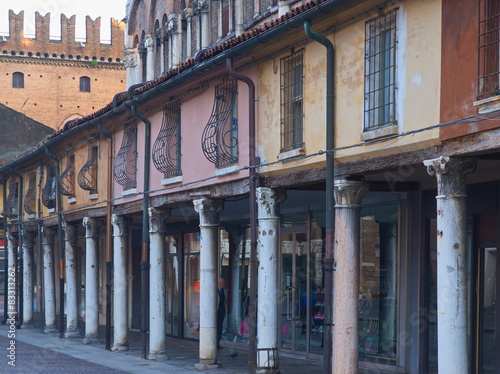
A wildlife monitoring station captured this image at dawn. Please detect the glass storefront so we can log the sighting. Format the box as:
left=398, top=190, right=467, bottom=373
left=184, top=232, right=200, bottom=339
left=165, top=235, right=180, bottom=337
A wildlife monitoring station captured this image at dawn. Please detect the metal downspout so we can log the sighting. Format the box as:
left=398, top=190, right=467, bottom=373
left=304, top=21, right=335, bottom=374
left=225, top=58, right=258, bottom=374
left=45, top=148, right=65, bottom=338
left=2, top=179, right=8, bottom=324
left=99, top=123, right=114, bottom=351
left=9, top=167, right=24, bottom=328
left=126, top=102, right=151, bottom=360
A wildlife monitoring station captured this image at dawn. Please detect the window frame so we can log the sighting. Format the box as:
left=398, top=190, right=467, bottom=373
left=79, top=76, right=91, bottom=92
left=12, top=72, right=24, bottom=88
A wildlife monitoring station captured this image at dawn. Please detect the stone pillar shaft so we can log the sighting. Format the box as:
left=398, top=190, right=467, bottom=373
left=424, top=156, right=475, bottom=374
left=83, top=217, right=100, bottom=343
left=6, top=232, right=18, bottom=319
left=333, top=179, right=367, bottom=373
left=193, top=198, right=224, bottom=368
left=63, top=223, right=80, bottom=337
left=148, top=208, right=170, bottom=358
left=112, top=214, right=130, bottom=350
left=41, top=227, right=57, bottom=333
left=22, top=231, right=36, bottom=328
left=145, top=36, right=155, bottom=81
left=256, top=188, right=285, bottom=372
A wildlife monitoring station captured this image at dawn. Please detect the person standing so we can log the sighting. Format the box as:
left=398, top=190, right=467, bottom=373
left=217, top=277, right=226, bottom=349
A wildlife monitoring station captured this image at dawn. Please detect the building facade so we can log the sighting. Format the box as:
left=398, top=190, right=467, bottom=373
left=1, top=0, right=499, bottom=373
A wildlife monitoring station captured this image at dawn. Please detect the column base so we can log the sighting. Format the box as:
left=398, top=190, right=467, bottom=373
left=83, top=336, right=100, bottom=344
left=44, top=326, right=58, bottom=333
left=195, top=363, right=222, bottom=370
left=64, top=330, right=82, bottom=338
left=147, top=351, right=168, bottom=360
left=112, top=344, right=129, bottom=352
left=20, top=323, right=34, bottom=329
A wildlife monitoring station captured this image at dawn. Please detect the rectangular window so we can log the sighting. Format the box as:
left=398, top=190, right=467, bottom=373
left=12, top=72, right=24, bottom=88
left=364, top=9, right=397, bottom=131
left=280, top=49, right=304, bottom=152
left=479, top=0, right=500, bottom=99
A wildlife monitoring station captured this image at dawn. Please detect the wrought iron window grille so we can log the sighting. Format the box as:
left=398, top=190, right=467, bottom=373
left=479, top=0, right=500, bottom=99
left=7, top=180, right=18, bottom=215
left=42, top=162, right=57, bottom=209
left=280, top=48, right=304, bottom=152
left=24, top=172, right=37, bottom=215
left=201, top=76, right=238, bottom=168
left=114, top=125, right=138, bottom=191
left=363, top=9, right=398, bottom=132
left=59, top=151, right=76, bottom=197
left=152, top=99, right=182, bottom=178
left=78, top=141, right=99, bottom=194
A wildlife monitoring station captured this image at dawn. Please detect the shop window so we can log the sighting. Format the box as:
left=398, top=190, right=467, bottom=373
left=479, top=0, right=500, bottom=99
left=280, top=49, right=304, bottom=152
left=364, top=9, right=397, bottom=131
left=12, top=72, right=24, bottom=88
left=184, top=232, right=201, bottom=339
left=80, top=76, right=91, bottom=92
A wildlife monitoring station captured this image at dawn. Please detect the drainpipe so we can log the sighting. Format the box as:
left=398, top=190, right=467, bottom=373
left=99, top=123, right=114, bottom=351
left=9, top=167, right=24, bottom=328
left=45, top=148, right=66, bottom=339
left=2, top=179, right=8, bottom=324
left=225, top=58, right=258, bottom=374
left=304, top=21, right=335, bottom=374
left=126, top=101, right=151, bottom=360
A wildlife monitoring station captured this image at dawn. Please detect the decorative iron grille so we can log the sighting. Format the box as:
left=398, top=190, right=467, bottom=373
left=479, top=0, right=500, bottom=99
left=7, top=180, right=18, bottom=214
left=42, top=162, right=57, bottom=209
left=59, top=151, right=76, bottom=197
left=24, top=172, right=36, bottom=215
left=280, top=49, right=304, bottom=152
left=78, top=142, right=98, bottom=194
left=363, top=9, right=397, bottom=131
left=201, top=76, right=238, bottom=168
left=152, top=99, right=182, bottom=178
left=114, top=125, right=138, bottom=190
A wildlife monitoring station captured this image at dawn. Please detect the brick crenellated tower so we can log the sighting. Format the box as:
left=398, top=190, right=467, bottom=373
left=0, top=10, right=126, bottom=130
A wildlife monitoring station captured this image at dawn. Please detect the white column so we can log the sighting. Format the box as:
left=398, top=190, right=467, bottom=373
left=112, top=214, right=130, bottom=350
left=145, top=35, right=155, bottom=81
left=234, top=0, right=244, bottom=37
left=41, top=227, right=58, bottom=333
left=123, top=48, right=138, bottom=88
left=278, top=1, right=290, bottom=17
left=186, top=8, right=193, bottom=59
left=193, top=198, right=224, bottom=369
left=148, top=208, right=171, bottom=359
left=200, top=2, right=211, bottom=48
left=21, top=231, right=36, bottom=328
left=83, top=217, right=100, bottom=344
left=333, top=179, right=368, bottom=373
left=256, top=188, right=286, bottom=372
left=63, top=222, right=80, bottom=337
left=424, top=156, right=476, bottom=374
left=171, top=14, right=183, bottom=67
left=6, top=231, right=18, bottom=320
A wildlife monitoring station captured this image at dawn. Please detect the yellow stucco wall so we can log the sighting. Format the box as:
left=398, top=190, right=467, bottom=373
left=258, top=0, right=442, bottom=176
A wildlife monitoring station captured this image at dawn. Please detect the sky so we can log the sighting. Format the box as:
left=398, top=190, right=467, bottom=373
left=0, top=0, right=127, bottom=42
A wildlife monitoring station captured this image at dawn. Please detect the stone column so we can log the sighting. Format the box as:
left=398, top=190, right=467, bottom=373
left=234, top=0, right=244, bottom=37
left=170, top=14, right=183, bottom=67
left=123, top=48, right=138, bottom=88
left=424, top=156, right=476, bottom=374
left=82, top=217, right=100, bottom=344
left=112, top=214, right=131, bottom=351
left=21, top=231, right=36, bottom=328
left=256, top=188, right=286, bottom=372
left=145, top=35, right=155, bottom=81
left=6, top=231, right=18, bottom=319
left=41, top=227, right=58, bottom=333
left=148, top=208, right=171, bottom=359
left=333, top=179, right=368, bottom=373
left=63, top=222, right=80, bottom=337
left=278, top=1, right=290, bottom=17
left=200, top=1, right=211, bottom=48
left=193, top=197, right=224, bottom=369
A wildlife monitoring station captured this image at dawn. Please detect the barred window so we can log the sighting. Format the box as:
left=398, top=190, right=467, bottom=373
left=364, top=9, right=397, bottom=131
left=24, top=172, right=37, bottom=215
left=7, top=180, right=19, bottom=215
left=114, top=125, right=138, bottom=191
left=479, top=0, right=500, bottom=99
left=42, top=162, right=57, bottom=209
left=59, top=151, right=76, bottom=197
left=13, top=72, right=24, bottom=88
left=280, top=49, right=304, bottom=152
left=78, top=142, right=98, bottom=195
left=80, top=76, right=91, bottom=92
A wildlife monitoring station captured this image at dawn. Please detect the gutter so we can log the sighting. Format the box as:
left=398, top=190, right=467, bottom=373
left=44, top=148, right=65, bottom=338
left=304, top=20, right=335, bottom=374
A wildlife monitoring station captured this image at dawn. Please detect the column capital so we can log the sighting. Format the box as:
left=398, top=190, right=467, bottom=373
left=6, top=230, right=18, bottom=246
left=148, top=208, right=171, bottom=234
left=112, top=214, right=132, bottom=237
left=62, top=221, right=78, bottom=243
left=256, top=187, right=286, bottom=220
left=334, top=179, right=368, bottom=207
left=424, top=156, right=476, bottom=197
left=82, top=217, right=100, bottom=239
left=193, top=198, right=224, bottom=227
left=41, top=227, right=55, bottom=245
left=123, top=48, right=137, bottom=68
left=22, top=230, right=36, bottom=247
